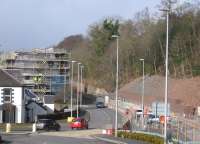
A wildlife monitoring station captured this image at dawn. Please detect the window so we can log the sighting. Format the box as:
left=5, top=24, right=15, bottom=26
left=1, top=88, right=14, bottom=103
left=25, top=76, right=30, bottom=80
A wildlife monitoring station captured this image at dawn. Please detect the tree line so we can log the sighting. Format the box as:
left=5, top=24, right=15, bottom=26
left=55, top=0, right=200, bottom=92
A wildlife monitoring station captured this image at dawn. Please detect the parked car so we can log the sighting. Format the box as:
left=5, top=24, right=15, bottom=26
left=36, top=119, right=60, bottom=131
left=147, top=114, right=159, bottom=124
left=70, top=117, right=88, bottom=129
left=135, top=109, right=143, bottom=115
left=96, top=101, right=105, bottom=108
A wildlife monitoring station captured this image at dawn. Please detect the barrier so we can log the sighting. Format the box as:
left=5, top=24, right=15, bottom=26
left=67, top=117, right=75, bottom=123
left=6, top=123, right=11, bottom=133
left=102, top=129, right=114, bottom=135
left=106, top=129, right=113, bottom=135
left=32, top=123, right=36, bottom=132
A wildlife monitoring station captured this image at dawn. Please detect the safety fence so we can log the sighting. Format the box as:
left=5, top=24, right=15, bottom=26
left=108, top=98, right=200, bottom=143
left=131, top=114, right=200, bottom=143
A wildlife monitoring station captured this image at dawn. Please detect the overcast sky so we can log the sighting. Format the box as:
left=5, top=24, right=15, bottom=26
left=0, top=0, right=164, bottom=51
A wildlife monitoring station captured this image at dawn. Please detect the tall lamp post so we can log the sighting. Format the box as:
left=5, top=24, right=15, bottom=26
left=70, top=60, right=76, bottom=117
left=160, top=8, right=169, bottom=144
left=80, top=65, right=84, bottom=107
left=64, top=67, right=66, bottom=103
left=112, top=34, right=119, bottom=137
left=139, top=58, right=144, bottom=128
left=76, top=62, right=81, bottom=118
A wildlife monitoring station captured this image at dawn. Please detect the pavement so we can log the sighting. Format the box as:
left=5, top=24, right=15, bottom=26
left=0, top=131, right=32, bottom=135
left=0, top=128, right=147, bottom=144
left=1, top=133, right=113, bottom=144
left=40, top=129, right=102, bottom=138
left=40, top=129, right=147, bottom=144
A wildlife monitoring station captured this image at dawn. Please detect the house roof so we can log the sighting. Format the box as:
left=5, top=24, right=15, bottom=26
left=0, top=69, right=22, bottom=87
left=26, top=100, right=47, bottom=111
left=5, top=69, right=24, bottom=82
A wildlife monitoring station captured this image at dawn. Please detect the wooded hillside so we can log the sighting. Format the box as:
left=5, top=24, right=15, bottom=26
left=55, top=1, right=200, bottom=92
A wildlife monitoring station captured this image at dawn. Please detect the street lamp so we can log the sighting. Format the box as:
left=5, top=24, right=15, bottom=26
left=112, top=34, right=119, bottom=137
left=139, top=58, right=144, bottom=128
left=64, top=66, right=66, bottom=103
left=77, top=62, right=81, bottom=118
left=160, top=8, right=169, bottom=144
left=80, top=65, right=84, bottom=107
left=70, top=60, right=76, bottom=117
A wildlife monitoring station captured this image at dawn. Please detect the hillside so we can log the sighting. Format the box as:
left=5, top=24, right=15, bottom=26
left=55, top=1, right=200, bottom=92
left=53, top=1, right=200, bottom=113
left=119, top=75, right=200, bottom=116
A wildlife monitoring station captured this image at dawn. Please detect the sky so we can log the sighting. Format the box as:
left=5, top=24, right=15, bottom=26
left=0, top=0, right=164, bottom=51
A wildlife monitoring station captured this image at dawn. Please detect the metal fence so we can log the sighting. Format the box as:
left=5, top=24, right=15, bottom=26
left=108, top=98, right=200, bottom=143
left=131, top=113, right=200, bottom=143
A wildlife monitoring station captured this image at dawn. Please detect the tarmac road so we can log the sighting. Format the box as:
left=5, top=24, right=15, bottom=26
left=1, top=107, right=125, bottom=144
left=87, top=107, right=124, bottom=129
left=1, top=134, right=112, bottom=144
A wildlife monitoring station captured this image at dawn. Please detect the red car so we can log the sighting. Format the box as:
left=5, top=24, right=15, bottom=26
left=70, top=118, right=88, bottom=129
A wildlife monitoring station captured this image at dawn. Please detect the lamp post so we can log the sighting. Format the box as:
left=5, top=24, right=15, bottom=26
left=160, top=8, right=169, bottom=144
left=64, top=67, right=66, bottom=103
left=76, top=62, right=81, bottom=118
left=112, top=34, right=119, bottom=137
left=70, top=60, right=76, bottom=117
left=80, top=65, right=84, bottom=107
left=139, top=58, right=144, bottom=128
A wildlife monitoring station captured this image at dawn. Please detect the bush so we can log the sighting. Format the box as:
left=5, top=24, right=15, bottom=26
left=117, top=131, right=164, bottom=144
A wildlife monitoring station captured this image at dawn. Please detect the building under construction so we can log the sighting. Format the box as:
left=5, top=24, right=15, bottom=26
left=4, top=48, right=71, bottom=103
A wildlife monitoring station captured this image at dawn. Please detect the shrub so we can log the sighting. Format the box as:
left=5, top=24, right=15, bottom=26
left=117, top=131, right=164, bottom=144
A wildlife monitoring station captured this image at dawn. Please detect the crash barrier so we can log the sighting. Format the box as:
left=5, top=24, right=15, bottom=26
left=109, top=99, right=141, bottom=131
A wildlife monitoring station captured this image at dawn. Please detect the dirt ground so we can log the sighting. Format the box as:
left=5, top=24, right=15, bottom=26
left=118, top=75, right=200, bottom=116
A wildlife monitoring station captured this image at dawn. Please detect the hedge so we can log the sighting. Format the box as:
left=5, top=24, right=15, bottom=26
left=117, top=131, right=164, bottom=144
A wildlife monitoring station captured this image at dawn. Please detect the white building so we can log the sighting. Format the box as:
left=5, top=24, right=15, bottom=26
left=0, top=69, right=25, bottom=123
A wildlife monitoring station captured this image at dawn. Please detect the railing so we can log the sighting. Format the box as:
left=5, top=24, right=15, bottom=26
left=108, top=98, right=200, bottom=143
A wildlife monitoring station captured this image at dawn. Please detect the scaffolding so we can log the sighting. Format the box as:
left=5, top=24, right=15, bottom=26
left=4, top=48, right=71, bottom=103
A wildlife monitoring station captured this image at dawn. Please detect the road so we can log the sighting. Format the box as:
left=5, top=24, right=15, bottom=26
left=1, top=107, right=125, bottom=144
left=87, top=107, right=124, bottom=129
left=58, top=106, right=125, bottom=130
left=1, top=134, right=112, bottom=144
